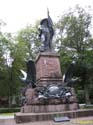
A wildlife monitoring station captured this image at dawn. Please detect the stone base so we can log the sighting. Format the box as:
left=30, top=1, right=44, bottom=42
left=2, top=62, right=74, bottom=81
left=15, top=109, right=93, bottom=123
left=23, top=87, right=78, bottom=105
left=21, top=103, right=78, bottom=113
left=35, top=52, right=62, bottom=86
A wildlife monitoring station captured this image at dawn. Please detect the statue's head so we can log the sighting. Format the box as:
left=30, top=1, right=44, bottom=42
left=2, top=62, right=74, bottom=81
left=40, top=18, right=49, bottom=28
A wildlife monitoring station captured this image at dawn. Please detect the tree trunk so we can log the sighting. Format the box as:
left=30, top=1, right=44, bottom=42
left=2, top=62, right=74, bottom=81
left=84, top=84, right=91, bottom=105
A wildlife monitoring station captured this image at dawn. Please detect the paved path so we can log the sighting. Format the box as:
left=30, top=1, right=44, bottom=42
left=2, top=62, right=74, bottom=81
left=0, top=116, right=93, bottom=125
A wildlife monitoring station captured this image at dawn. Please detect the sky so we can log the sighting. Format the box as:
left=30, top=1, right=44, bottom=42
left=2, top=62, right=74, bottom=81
left=0, top=0, right=93, bottom=33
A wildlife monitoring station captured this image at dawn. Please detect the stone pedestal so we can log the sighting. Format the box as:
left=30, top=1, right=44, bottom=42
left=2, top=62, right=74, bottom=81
left=15, top=52, right=79, bottom=123
left=21, top=103, right=78, bottom=113
left=35, top=52, right=62, bottom=86
left=20, top=52, right=78, bottom=113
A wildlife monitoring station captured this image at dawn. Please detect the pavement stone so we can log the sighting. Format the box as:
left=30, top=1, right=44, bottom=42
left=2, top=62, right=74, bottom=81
left=0, top=116, right=93, bottom=125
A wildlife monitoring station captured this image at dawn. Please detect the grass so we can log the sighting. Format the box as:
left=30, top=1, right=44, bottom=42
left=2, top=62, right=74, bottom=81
left=0, top=113, right=14, bottom=116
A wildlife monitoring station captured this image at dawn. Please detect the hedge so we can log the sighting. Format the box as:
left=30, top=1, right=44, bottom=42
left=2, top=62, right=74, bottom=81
left=0, top=108, right=20, bottom=113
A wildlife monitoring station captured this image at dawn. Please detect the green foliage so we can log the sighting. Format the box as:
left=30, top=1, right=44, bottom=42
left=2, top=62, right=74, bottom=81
left=77, top=90, right=85, bottom=103
left=59, top=50, right=72, bottom=73
left=55, top=5, right=93, bottom=104
left=55, top=5, right=92, bottom=55
left=16, top=22, right=41, bottom=59
left=0, top=108, right=20, bottom=113
left=9, top=23, right=41, bottom=99
left=0, top=29, right=13, bottom=97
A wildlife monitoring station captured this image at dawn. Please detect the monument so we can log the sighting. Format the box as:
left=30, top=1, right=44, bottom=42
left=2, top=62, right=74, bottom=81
left=15, top=11, right=79, bottom=123
left=38, top=9, right=54, bottom=52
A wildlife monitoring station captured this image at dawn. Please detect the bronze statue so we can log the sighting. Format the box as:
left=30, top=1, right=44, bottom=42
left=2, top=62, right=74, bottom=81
left=20, top=60, right=36, bottom=88
left=39, top=9, right=54, bottom=51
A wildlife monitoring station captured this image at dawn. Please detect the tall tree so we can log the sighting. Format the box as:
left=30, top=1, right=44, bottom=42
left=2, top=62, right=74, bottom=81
left=55, top=5, right=93, bottom=104
left=0, top=21, right=14, bottom=104
left=9, top=22, right=41, bottom=105
left=16, top=22, right=40, bottom=59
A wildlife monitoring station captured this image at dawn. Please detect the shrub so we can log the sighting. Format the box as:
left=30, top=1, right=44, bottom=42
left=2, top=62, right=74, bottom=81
left=0, top=107, right=20, bottom=113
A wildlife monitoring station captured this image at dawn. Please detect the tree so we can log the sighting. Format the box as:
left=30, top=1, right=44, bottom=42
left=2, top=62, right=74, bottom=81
left=1, top=21, right=42, bottom=107
left=55, top=5, right=92, bottom=54
left=55, top=5, right=93, bottom=104
left=16, top=22, right=41, bottom=59
left=7, top=22, right=41, bottom=106
left=0, top=21, right=14, bottom=107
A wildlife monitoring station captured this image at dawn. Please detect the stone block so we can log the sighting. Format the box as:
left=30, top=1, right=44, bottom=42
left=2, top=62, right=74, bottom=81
left=35, top=52, right=62, bottom=86
left=69, top=103, right=79, bottom=110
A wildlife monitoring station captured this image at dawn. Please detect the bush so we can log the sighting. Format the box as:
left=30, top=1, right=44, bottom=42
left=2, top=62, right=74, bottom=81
left=77, top=90, right=85, bottom=103
left=0, top=107, right=20, bottom=113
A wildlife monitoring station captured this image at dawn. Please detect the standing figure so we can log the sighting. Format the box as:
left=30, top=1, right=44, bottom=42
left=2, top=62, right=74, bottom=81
left=39, top=9, right=54, bottom=51
left=26, top=60, right=36, bottom=88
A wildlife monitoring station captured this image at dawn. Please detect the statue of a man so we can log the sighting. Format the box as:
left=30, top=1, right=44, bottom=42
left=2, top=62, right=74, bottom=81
left=39, top=9, right=54, bottom=52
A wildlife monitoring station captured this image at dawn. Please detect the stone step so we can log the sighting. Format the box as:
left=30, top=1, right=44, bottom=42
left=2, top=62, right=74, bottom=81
left=14, top=109, right=93, bottom=123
